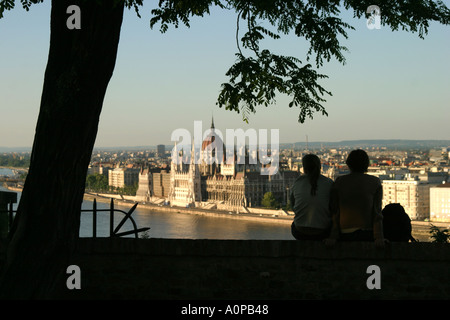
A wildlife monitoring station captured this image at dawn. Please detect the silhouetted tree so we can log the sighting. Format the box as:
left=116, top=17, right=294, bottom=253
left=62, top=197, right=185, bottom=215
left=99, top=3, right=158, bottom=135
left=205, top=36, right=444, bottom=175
left=0, top=0, right=126, bottom=298
left=0, top=0, right=448, bottom=299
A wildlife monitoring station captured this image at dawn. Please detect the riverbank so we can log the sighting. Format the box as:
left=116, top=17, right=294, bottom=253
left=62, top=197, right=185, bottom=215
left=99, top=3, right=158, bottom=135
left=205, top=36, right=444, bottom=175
left=2, top=185, right=22, bottom=192
left=83, top=192, right=294, bottom=225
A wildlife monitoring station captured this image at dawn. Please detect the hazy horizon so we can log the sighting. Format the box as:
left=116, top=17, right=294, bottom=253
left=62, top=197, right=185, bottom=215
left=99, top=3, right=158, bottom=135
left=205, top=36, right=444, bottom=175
left=2, top=138, right=449, bottom=153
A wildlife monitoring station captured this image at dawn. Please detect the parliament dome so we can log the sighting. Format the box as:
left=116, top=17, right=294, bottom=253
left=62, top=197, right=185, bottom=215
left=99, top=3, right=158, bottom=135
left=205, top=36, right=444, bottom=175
left=201, top=117, right=225, bottom=156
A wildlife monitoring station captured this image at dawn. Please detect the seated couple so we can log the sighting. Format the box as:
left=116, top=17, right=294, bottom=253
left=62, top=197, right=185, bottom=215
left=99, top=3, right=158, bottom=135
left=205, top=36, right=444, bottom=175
left=290, top=150, right=385, bottom=247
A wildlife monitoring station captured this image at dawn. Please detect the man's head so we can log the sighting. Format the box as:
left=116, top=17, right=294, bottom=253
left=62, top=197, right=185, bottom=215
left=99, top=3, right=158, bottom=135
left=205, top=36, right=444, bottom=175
left=346, top=149, right=369, bottom=173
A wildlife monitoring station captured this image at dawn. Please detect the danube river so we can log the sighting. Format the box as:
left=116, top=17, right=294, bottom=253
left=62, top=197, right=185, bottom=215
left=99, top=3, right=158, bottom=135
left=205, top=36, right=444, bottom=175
left=0, top=182, right=294, bottom=240
left=80, top=199, right=294, bottom=239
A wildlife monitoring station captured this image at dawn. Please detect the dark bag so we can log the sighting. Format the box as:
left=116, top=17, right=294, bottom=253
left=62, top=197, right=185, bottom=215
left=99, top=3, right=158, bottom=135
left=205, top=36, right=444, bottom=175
left=382, top=203, right=416, bottom=242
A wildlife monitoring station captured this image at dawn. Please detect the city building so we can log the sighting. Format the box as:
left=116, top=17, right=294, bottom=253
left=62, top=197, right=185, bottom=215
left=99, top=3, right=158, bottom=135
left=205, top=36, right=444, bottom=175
left=382, top=178, right=432, bottom=220
left=157, top=144, right=165, bottom=158
left=430, top=182, right=450, bottom=222
left=155, top=118, right=300, bottom=210
left=87, top=163, right=113, bottom=177
left=135, top=167, right=152, bottom=202
left=417, top=171, right=448, bottom=184
left=429, top=149, right=444, bottom=163
left=108, top=167, right=139, bottom=189
left=152, top=170, right=171, bottom=198
left=203, top=168, right=299, bottom=210
left=168, top=142, right=202, bottom=207
left=135, top=168, right=172, bottom=201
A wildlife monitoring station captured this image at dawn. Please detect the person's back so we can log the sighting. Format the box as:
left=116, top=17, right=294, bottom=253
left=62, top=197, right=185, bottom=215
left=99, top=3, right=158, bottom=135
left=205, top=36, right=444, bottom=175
left=327, top=149, right=384, bottom=245
left=291, top=174, right=333, bottom=229
left=330, top=172, right=382, bottom=236
left=290, top=154, right=333, bottom=240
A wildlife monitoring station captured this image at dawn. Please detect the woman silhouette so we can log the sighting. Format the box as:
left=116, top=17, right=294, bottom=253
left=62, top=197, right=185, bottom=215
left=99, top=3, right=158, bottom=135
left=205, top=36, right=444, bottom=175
left=290, top=154, right=333, bottom=240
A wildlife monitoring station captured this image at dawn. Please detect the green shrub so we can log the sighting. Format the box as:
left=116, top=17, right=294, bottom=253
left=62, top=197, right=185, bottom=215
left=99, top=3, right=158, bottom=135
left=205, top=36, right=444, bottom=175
left=429, top=224, right=450, bottom=243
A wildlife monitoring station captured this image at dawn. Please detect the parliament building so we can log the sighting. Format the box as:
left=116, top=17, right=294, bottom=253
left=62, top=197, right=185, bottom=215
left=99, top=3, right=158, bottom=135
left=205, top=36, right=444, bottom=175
left=136, top=118, right=300, bottom=210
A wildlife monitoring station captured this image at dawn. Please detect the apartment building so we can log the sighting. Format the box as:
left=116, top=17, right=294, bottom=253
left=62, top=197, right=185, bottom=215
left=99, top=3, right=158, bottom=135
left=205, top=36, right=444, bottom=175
left=108, top=167, right=139, bottom=188
left=430, top=182, right=450, bottom=222
left=382, top=179, right=431, bottom=220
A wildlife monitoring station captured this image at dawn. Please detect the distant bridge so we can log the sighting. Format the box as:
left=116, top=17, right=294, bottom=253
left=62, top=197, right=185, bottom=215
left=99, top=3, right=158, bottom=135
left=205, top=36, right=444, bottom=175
left=0, top=166, right=28, bottom=183
left=0, top=166, right=28, bottom=173
left=0, top=178, right=19, bottom=183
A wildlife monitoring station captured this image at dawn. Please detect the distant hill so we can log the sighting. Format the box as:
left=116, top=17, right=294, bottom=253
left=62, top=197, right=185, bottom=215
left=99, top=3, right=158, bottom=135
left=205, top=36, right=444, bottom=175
left=2, top=139, right=449, bottom=153
left=92, top=145, right=157, bottom=152
left=284, top=139, right=450, bottom=150
left=0, top=146, right=32, bottom=153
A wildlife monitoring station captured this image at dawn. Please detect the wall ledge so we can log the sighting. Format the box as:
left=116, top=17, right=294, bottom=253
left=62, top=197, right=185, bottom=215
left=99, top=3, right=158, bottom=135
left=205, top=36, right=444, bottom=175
left=2, top=238, right=450, bottom=299
left=74, top=238, right=450, bottom=261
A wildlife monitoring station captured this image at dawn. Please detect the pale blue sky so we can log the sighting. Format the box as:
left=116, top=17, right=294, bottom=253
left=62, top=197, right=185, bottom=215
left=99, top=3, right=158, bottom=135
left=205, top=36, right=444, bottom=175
left=0, top=2, right=449, bottom=148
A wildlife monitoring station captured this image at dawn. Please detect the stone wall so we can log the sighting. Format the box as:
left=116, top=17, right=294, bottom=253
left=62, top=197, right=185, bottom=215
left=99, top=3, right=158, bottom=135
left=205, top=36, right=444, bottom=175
left=51, top=238, right=450, bottom=300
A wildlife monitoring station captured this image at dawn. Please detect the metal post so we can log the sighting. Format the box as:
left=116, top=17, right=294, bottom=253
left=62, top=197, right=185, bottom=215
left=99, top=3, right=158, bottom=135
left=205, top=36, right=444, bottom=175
left=109, top=198, right=114, bottom=237
left=8, top=201, right=13, bottom=231
left=92, top=198, right=97, bottom=238
left=0, top=191, right=17, bottom=238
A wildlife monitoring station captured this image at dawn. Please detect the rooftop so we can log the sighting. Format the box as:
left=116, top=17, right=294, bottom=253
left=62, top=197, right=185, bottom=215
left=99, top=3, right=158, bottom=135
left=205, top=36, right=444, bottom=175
left=435, top=182, right=450, bottom=188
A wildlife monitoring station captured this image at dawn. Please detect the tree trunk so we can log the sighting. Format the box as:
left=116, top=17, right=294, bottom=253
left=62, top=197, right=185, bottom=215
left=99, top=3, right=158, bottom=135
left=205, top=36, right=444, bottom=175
left=0, top=0, right=125, bottom=299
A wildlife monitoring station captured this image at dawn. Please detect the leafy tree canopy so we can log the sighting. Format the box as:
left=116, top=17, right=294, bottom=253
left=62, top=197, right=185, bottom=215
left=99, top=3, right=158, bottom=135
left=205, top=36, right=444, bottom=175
left=261, top=191, right=280, bottom=209
left=1, top=0, right=449, bottom=123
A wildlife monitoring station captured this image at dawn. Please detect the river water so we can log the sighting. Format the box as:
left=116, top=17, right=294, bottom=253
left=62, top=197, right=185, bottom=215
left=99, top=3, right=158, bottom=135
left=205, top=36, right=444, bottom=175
left=0, top=185, right=294, bottom=240
left=0, top=168, right=15, bottom=176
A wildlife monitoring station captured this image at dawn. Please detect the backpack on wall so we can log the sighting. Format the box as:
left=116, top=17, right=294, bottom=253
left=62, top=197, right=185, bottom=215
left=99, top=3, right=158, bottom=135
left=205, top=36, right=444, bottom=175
left=382, top=203, right=417, bottom=242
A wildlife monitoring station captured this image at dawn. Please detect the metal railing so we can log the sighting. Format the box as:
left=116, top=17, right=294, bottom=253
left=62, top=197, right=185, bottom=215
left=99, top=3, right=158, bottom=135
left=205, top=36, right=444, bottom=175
left=81, top=198, right=150, bottom=238
left=0, top=196, right=150, bottom=239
